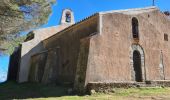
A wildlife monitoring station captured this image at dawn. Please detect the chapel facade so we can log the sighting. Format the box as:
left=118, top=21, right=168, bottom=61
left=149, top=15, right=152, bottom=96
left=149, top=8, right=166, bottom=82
left=8, top=7, right=170, bottom=92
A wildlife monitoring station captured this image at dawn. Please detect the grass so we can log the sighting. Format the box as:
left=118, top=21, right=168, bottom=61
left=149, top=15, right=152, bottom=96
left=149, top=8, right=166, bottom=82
left=1, top=81, right=170, bottom=100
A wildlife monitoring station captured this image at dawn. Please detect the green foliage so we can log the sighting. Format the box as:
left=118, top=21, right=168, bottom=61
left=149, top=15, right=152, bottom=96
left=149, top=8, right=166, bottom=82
left=1, top=36, right=26, bottom=55
left=0, top=0, right=56, bottom=52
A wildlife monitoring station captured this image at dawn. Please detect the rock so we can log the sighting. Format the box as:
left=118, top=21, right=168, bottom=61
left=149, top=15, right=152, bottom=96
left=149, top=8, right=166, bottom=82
left=111, top=89, right=116, bottom=93
left=90, top=89, right=96, bottom=94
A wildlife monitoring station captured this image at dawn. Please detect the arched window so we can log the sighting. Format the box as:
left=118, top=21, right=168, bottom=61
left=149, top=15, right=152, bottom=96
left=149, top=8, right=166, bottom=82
left=164, top=33, right=168, bottom=41
left=65, top=12, right=71, bottom=23
left=132, top=17, right=139, bottom=39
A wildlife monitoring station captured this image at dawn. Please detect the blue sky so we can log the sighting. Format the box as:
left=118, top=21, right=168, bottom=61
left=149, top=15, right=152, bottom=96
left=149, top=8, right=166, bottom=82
left=43, top=0, right=170, bottom=27
left=0, top=56, right=9, bottom=82
left=0, top=0, right=170, bottom=82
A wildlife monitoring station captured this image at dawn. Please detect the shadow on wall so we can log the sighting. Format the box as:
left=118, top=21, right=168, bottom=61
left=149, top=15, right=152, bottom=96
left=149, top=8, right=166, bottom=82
left=0, top=81, right=74, bottom=100
left=19, top=42, right=45, bottom=82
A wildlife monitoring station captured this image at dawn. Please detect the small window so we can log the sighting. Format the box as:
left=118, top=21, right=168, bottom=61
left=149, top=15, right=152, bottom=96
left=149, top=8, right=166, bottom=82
left=132, top=17, right=139, bottom=39
left=24, top=31, right=34, bottom=42
left=148, top=14, right=150, bottom=18
left=164, top=34, right=168, bottom=41
left=65, top=13, right=71, bottom=23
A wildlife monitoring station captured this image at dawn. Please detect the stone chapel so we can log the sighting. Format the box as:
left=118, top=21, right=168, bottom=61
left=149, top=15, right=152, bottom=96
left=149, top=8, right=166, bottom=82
left=8, top=7, right=170, bottom=92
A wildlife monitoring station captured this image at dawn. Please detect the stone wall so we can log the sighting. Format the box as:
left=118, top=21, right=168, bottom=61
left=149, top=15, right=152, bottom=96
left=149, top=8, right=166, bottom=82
left=74, top=37, right=91, bottom=93
left=29, top=51, right=48, bottom=83
left=85, top=7, right=170, bottom=85
left=18, top=25, right=70, bottom=82
left=42, top=14, right=99, bottom=85
left=86, top=81, right=170, bottom=93
left=41, top=48, right=60, bottom=84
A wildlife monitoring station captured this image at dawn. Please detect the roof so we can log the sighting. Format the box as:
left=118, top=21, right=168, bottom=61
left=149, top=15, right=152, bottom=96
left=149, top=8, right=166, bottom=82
left=99, top=6, right=158, bottom=15
left=43, top=6, right=159, bottom=42
left=43, top=13, right=99, bottom=42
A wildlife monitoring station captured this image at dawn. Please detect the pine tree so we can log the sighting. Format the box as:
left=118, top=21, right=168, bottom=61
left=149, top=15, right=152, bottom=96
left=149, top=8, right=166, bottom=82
left=0, top=0, right=56, bottom=53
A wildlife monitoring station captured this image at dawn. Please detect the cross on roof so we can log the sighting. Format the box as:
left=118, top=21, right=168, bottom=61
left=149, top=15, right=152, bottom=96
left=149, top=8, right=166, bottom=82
left=152, top=0, right=155, bottom=6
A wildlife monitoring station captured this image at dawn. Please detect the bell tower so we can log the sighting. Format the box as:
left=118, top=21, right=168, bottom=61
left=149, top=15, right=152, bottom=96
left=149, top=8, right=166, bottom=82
left=60, top=9, right=75, bottom=25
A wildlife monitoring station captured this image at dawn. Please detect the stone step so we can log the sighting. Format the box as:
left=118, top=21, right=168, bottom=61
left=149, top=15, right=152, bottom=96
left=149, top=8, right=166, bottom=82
left=132, top=82, right=156, bottom=87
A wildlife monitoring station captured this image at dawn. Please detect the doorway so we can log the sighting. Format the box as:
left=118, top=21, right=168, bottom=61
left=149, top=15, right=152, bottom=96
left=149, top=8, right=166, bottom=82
left=133, top=50, right=142, bottom=82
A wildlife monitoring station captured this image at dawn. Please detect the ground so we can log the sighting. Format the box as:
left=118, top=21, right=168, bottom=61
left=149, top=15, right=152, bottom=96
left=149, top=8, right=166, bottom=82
left=1, top=82, right=170, bottom=100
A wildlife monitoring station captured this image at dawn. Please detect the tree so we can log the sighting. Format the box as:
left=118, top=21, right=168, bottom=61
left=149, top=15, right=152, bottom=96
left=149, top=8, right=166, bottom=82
left=0, top=36, right=26, bottom=55
left=0, top=0, right=56, bottom=53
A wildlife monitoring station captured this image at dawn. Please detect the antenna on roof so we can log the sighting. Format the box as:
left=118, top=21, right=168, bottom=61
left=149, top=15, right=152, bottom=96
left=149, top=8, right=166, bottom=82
left=152, top=0, right=155, bottom=6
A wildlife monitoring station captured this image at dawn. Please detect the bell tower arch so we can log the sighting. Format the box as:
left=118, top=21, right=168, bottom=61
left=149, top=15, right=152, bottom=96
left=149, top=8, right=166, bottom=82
left=60, top=9, right=75, bottom=25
